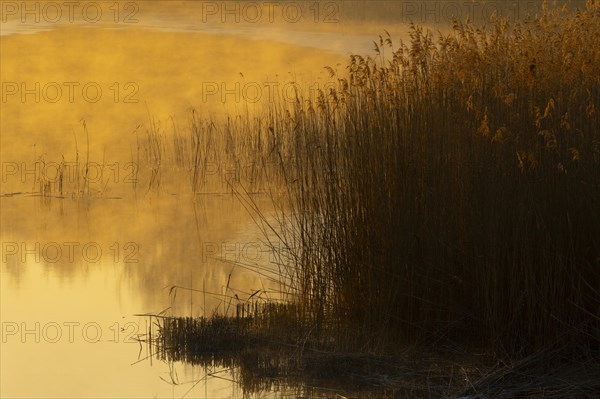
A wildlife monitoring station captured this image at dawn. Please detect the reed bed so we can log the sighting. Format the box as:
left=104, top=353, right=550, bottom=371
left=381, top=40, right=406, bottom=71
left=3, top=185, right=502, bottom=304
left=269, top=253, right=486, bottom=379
left=267, top=2, right=600, bottom=357
left=144, top=2, right=600, bottom=396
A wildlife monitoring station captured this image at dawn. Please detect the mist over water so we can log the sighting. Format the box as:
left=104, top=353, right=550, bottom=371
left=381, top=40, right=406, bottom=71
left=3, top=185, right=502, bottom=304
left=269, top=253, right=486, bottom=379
left=1, top=2, right=359, bottom=397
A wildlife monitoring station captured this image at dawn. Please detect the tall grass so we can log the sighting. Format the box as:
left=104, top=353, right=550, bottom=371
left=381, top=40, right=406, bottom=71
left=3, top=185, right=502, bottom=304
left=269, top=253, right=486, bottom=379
left=144, top=2, right=599, bottom=361
left=137, top=5, right=600, bottom=396
left=265, top=3, right=600, bottom=355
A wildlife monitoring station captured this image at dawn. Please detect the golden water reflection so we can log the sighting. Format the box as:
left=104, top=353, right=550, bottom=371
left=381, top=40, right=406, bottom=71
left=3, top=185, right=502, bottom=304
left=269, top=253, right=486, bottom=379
left=1, top=192, right=293, bottom=398
left=0, top=2, right=420, bottom=397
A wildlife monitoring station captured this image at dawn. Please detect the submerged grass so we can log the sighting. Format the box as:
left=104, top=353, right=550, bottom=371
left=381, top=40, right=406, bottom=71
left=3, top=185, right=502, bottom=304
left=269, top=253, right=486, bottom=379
left=151, top=310, right=599, bottom=397
left=151, top=309, right=483, bottom=397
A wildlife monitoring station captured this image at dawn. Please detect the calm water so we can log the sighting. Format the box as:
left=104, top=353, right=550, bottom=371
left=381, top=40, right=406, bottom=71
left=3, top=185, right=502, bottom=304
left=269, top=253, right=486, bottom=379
left=0, top=1, right=550, bottom=397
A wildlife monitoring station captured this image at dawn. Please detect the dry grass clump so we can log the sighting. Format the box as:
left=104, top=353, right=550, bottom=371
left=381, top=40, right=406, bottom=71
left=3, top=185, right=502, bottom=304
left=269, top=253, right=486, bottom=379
left=152, top=309, right=600, bottom=397
left=456, top=343, right=600, bottom=398
left=153, top=304, right=407, bottom=395
left=151, top=308, right=485, bottom=398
